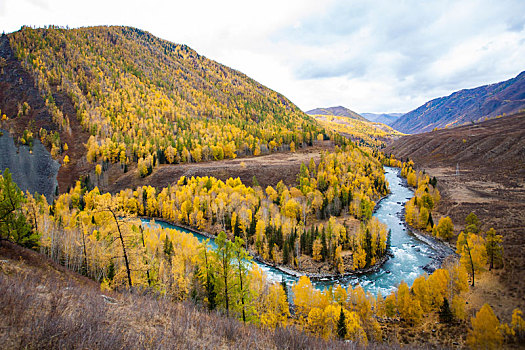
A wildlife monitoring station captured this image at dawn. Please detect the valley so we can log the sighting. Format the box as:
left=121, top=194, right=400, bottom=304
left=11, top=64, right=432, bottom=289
left=0, top=22, right=524, bottom=350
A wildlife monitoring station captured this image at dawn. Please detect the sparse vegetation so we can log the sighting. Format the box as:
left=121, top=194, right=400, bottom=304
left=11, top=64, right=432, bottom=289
left=0, top=242, right=374, bottom=350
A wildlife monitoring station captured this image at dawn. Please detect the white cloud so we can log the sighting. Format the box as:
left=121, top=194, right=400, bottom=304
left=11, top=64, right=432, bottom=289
left=1, top=0, right=524, bottom=113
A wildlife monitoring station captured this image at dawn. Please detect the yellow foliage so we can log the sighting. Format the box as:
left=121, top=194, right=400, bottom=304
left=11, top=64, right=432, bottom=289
left=312, top=238, right=323, bottom=261
left=511, top=308, right=525, bottom=334
left=10, top=26, right=319, bottom=168
left=467, top=304, right=503, bottom=350
left=352, top=244, right=366, bottom=270
left=260, top=283, right=290, bottom=328
left=451, top=295, right=467, bottom=321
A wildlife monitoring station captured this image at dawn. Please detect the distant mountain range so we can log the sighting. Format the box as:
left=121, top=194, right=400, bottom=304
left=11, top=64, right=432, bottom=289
left=306, top=106, right=367, bottom=121
left=392, top=71, right=525, bottom=134
left=360, top=113, right=403, bottom=126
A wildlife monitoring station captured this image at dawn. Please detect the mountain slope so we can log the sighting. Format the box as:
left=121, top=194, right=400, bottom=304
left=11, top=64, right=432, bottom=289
left=306, top=106, right=367, bottom=121
left=3, top=26, right=320, bottom=173
left=392, top=71, right=525, bottom=133
left=360, top=112, right=403, bottom=126
left=314, top=114, right=404, bottom=148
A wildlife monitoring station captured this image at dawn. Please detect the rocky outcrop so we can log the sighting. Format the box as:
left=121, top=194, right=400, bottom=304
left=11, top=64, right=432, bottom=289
left=0, top=129, right=59, bottom=202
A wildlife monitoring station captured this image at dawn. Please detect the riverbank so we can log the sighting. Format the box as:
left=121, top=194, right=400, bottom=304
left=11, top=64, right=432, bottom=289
left=406, top=223, right=457, bottom=273
left=140, top=168, right=394, bottom=282
left=393, top=167, right=457, bottom=272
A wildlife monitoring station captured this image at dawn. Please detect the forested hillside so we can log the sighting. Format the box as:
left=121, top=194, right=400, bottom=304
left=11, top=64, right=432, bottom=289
left=6, top=26, right=321, bottom=174
left=313, top=114, right=404, bottom=148
left=306, top=106, right=367, bottom=122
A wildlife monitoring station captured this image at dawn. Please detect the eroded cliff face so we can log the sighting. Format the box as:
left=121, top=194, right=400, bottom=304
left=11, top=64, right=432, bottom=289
left=0, top=34, right=92, bottom=193
left=0, top=129, right=59, bottom=202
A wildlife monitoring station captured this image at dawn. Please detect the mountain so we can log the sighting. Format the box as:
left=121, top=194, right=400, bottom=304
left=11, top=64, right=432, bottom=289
left=391, top=71, right=525, bottom=134
left=314, top=113, right=404, bottom=148
left=1, top=26, right=320, bottom=191
left=306, top=106, right=367, bottom=121
left=360, top=112, right=403, bottom=126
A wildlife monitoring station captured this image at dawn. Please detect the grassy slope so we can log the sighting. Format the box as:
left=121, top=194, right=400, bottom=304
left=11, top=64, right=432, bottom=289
left=1, top=240, right=373, bottom=350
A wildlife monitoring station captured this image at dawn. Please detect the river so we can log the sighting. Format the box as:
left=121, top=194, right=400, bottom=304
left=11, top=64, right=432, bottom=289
left=144, top=166, right=454, bottom=295
left=0, top=129, right=449, bottom=294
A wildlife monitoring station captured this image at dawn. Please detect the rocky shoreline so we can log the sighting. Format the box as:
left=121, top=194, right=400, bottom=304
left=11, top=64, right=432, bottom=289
left=405, top=222, right=457, bottom=273
left=393, top=170, right=458, bottom=273
left=252, top=251, right=394, bottom=281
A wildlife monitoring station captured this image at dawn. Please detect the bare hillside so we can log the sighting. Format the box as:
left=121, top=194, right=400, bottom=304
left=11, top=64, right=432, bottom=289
left=392, top=71, right=525, bottom=134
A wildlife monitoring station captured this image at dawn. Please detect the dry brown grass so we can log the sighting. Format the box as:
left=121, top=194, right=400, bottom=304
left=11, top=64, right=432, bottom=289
left=99, top=141, right=335, bottom=194
left=0, top=241, right=417, bottom=350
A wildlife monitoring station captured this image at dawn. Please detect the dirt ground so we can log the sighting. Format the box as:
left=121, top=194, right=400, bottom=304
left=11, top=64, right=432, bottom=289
left=101, top=141, right=334, bottom=193
left=385, top=111, right=525, bottom=322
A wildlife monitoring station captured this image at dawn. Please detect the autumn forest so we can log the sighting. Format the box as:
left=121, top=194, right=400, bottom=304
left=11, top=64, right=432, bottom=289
left=0, top=25, right=524, bottom=349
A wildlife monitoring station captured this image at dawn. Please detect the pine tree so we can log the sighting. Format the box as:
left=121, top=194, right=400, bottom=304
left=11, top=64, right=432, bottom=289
left=248, top=214, right=256, bottom=239
left=107, top=260, right=115, bottom=281
left=364, top=228, right=372, bottom=267
left=485, top=228, right=503, bottom=270
left=337, top=306, right=347, bottom=339
left=427, top=211, right=434, bottom=228
left=465, top=212, right=479, bottom=234
left=233, top=217, right=241, bottom=238
left=321, top=228, right=328, bottom=261
left=439, top=298, right=453, bottom=323
left=281, top=278, right=288, bottom=302
left=163, top=236, right=173, bottom=256
left=0, top=169, right=37, bottom=248
left=283, top=241, right=289, bottom=265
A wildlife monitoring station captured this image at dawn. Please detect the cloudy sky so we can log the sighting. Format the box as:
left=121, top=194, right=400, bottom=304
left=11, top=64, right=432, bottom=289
left=1, top=0, right=524, bottom=113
